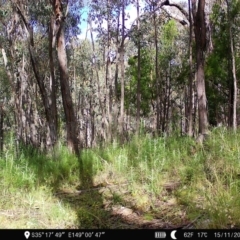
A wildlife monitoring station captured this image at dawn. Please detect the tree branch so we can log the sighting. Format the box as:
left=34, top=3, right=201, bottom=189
left=16, top=4, right=34, bottom=46
left=168, top=2, right=189, bottom=20
left=128, top=0, right=189, bottom=38
left=162, top=7, right=188, bottom=26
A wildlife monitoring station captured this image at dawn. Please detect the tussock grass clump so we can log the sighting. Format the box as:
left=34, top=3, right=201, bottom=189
left=86, top=129, right=240, bottom=228
left=0, top=142, right=79, bottom=228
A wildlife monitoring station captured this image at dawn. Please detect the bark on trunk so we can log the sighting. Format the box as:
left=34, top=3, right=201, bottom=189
left=187, top=0, right=193, bottom=137
left=57, top=25, right=79, bottom=154
left=227, top=0, right=237, bottom=130
left=192, top=0, right=208, bottom=138
left=89, top=18, right=107, bottom=142
left=119, top=1, right=126, bottom=140
left=49, top=17, right=58, bottom=144
left=153, top=11, right=161, bottom=134
left=105, top=0, right=112, bottom=141
left=16, top=4, right=58, bottom=148
left=136, top=0, right=141, bottom=131
left=0, top=105, right=4, bottom=152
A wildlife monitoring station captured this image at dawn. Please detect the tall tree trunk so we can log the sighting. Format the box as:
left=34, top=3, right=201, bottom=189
left=89, top=97, right=95, bottom=147
left=165, top=63, right=171, bottom=134
left=48, top=17, right=58, bottom=145
left=18, top=55, right=28, bottom=144
left=1, top=47, right=20, bottom=153
left=187, top=0, right=194, bottom=136
left=105, top=0, right=112, bottom=142
left=192, top=0, right=208, bottom=139
left=52, top=0, right=80, bottom=154
left=226, top=0, right=237, bottom=130
left=57, top=25, right=79, bottom=154
left=136, top=0, right=141, bottom=131
left=153, top=10, right=161, bottom=133
left=89, top=18, right=107, bottom=142
left=119, top=0, right=126, bottom=140
left=114, top=9, right=121, bottom=100
left=29, top=46, right=58, bottom=148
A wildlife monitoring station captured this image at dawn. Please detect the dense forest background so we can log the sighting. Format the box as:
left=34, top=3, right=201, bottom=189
left=0, top=0, right=240, bottom=230
left=1, top=0, right=239, bottom=151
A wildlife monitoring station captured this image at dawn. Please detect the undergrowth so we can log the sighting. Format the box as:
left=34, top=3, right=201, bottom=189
left=0, top=127, right=240, bottom=228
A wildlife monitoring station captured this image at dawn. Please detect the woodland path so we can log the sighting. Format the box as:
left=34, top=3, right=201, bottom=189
left=54, top=182, right=197, bottom=229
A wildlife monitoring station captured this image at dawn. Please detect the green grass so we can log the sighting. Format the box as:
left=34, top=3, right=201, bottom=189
left=0, top=127, right=240, bottom=228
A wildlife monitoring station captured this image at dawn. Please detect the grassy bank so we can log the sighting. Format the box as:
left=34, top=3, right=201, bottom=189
left=0, top=127, right=240, bottom=228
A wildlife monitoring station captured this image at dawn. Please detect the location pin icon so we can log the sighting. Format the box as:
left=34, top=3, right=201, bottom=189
left=24, top=231, right=30, bottom=239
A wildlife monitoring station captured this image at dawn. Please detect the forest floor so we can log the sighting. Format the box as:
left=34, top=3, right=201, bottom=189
left=0, top=177, right=194, bottom=229
left=1, top=128, right=240, bottom=229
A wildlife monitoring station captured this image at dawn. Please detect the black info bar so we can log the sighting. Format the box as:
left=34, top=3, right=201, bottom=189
left=0, top=229, right=239, bottom=240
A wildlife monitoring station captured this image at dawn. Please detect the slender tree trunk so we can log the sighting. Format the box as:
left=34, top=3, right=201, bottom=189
left=227, top=41, right=233, bottom=127
left=114, top=10, right=120, bottom=100
left=51, top=0, right=80, bottom=154
left=165, top=63, right=171, bottom=134
left=153, top=11, right=161, bottom=133
left=119, top=1, right=126, bottom=140
left=57, top=25, right=79, bottom=154
left=113, top=9, right=121, bottom=139
left=227, top=0, right=237, bottom=130
left=1, top=47, right=20, bottom=153
left=187, top=0, right=193, bottom=136
left=48, top=17, right=58, bottom=144
left=29, top=99, right=38, bottom=147
left=193, top=77, right=198, bottom=136
left=89, top=18, right=107, bottom=142
left=89, top=97, right=95, bottom=147
left=162, top=72, right=167, bottom=133
left=105, top=0, right=112, bottom=141
left=192, top=0, right=208, bottom=139
left=0, top=105, right=4, bottom=152
left=18, top=55, right=28, bottom=144
left=136, top=0, right=141, bottom=131
left=29, top=45, right=58, bottom=148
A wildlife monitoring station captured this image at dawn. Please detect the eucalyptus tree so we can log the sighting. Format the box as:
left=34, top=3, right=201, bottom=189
left=119, top=0, right=127, bottom=139
left=158, top=0, right=209, bottom=138
left=147, top=0, right=162, bottom=133
left=88, top=0, right=131, bottom=141
left=186, top=0, right=193, bottom=136
left=159, top=20, right=181, bottom=133
left=88, top=1, right=116, bottom=141
left=0, top=0, right=56, bottom=149
left=191, top=0, right=209, bottom=140
left=206, top=0, right=240, bottom=128
left=0, top=0, right=83, bottom=153
left=126, top=0, right=189, bottom=135
left=50, top=0, right=82, bottom=154
left=136, top=0, right=141, bottom=131
left=0, top=0, right=42, bottom=149
left=226, top=0, right=240, bottom=130
left=29, top=0, right=82, bottom=153
left=0, top=63, right=11, bottom=152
